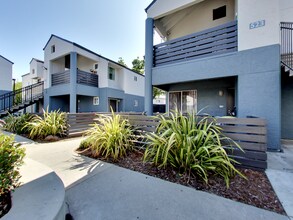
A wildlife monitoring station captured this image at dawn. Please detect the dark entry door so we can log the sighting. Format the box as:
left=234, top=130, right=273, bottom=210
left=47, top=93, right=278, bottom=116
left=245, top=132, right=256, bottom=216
left=109, top=99, right=117, bottom=112
left=226, top=88, right=235, bottom=116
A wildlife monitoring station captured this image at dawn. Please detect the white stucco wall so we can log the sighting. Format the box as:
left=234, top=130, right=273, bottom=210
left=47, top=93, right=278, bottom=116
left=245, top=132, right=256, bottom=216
left=238, top=0, right=280, bottom=51
left=123, top=70, right=145, bottom=97
left=0, top=57, right=13, bottom=91
left=43, top=35, right=144, bottom=97
left=30, top=59, right=44, bottom=80
left=147, top=0, right=204, bottom=19
left=280, top=0, right=293, bottom=22
left=22, top=74, right=31, bottom=87
left=44, top=37, right=74, bottom=89
left=165, top=0, right=235, bottom=40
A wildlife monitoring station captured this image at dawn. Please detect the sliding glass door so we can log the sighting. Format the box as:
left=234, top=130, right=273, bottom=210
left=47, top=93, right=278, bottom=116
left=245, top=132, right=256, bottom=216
left=169, top=90, right=197, bottom=114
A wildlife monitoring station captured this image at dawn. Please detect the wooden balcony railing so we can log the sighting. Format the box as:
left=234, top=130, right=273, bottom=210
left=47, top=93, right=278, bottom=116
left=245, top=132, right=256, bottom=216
left=153, top=20, right=238, bottom=67
left=77, top=70, right=99, bottom=87
left=51, top=70, right=99, bottom=88
left=52, top=70, right=70, bottom=86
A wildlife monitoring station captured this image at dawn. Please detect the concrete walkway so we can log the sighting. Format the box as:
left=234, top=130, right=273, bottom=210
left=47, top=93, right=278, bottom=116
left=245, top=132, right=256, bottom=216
left=266, top=143, right=293, bottom=220
left=4, top=132, right=289, bottom=220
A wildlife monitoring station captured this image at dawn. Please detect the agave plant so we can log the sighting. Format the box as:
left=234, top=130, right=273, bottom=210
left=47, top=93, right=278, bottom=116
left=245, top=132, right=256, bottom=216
left=143, top=111, right=245, bottom=187
left=85, top=111, right=134, bottom=161
left=23, top=108, right=67, bottom=139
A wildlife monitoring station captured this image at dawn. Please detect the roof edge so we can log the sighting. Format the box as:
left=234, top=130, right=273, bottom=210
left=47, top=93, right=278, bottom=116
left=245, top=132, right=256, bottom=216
left=0, top=55, right=14, bottom=64
left=45, top=34, right=145, bottom=77
left=30, top=58, right=44, bottom=64
left=145, top=0, right=157, bottom=12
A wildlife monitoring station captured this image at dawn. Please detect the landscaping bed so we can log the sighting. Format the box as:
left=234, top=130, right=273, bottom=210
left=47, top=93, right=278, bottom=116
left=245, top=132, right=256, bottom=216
left=0, top=192, right=11, bottom=218
left=79, top=148, right=286, bottom=215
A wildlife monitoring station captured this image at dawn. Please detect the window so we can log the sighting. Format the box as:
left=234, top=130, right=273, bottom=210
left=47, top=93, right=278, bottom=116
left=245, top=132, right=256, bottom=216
left=169, top=90, right=197, bottom=114
left=213, top=5, right=226, bottom=20
left=65, top=55, right=70, bottom=69
left=134, top=76, right=137, bottom=81
left=94, top=63, right=99, bottom=70
left=108, top=67, right=115, bottom=80
left=32, top=69, right=35, bottom=74
left=93, top=97, right=99, bottom=105
left=134, top=100, right=138, bottom=107
left=51, top=45, right=55, bottom=53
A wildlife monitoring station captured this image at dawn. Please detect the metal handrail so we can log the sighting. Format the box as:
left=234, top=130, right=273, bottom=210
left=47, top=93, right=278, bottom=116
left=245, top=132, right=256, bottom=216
left=0, top=81, right=44, bottom=112
left=281, top=22, right=293, bottom=71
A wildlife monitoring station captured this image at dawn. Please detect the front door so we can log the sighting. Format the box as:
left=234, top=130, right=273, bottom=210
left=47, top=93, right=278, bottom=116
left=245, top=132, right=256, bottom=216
left=109, top=99, right=118, bottom=112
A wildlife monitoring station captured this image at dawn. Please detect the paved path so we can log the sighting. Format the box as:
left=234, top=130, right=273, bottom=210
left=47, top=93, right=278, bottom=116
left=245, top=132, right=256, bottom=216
left=3, top=131, right=288, bottom=220
left=266, top=144, right=293, bottom=220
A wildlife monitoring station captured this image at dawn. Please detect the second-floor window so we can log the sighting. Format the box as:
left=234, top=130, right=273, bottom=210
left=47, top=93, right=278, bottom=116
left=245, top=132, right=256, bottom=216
left=108, top=67, right=115, bottom=80
left=51, top=45, right=55, bottom=53
left=213, top=5, right=226, bottom=20
left=32, top=69, right=35, bottom=74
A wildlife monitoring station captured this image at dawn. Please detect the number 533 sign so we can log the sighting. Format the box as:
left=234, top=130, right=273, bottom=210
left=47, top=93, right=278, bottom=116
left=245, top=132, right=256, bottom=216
left=249, top=20, right=265, bottom=29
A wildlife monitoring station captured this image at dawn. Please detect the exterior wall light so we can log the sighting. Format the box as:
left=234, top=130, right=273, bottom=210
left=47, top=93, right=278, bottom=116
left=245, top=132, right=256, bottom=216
left=219, top=90, right=224, bottom=97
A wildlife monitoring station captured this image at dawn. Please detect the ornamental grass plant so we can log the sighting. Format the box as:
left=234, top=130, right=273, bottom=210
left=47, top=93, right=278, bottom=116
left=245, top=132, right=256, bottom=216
left=23, top=108, right=67, bottom=139
left=3, top=113, right=33, bottom=135
left=85, top=111, right=134, bottom=161
left=143, top=111, right=245, bottom=187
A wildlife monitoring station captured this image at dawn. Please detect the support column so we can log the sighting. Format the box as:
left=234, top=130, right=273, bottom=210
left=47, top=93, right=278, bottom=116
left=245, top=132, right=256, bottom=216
left=70, top=52, right=77, bottom=113
left=144, top=18, right=154, bottom=116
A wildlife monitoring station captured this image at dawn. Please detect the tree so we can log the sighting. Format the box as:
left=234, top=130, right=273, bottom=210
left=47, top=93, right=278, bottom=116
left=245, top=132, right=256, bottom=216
left=131, top=57, right=164, bottom=99
left=118, top=57, right=127, bottom=67
left=153, top=87, right=165, bottom=99
left=14, top=82, right=22, bottom=105
left=132, top=57, right=144, bottom=74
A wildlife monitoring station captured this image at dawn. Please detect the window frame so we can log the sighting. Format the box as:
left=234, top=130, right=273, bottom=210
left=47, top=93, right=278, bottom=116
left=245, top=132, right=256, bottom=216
left=213, top=5, right=226, bottom=21
left=108, top=67, right=115, bottom=80
left=168, top=90, right=197, bottom=114
left=51, top=45, right=55, bottom=53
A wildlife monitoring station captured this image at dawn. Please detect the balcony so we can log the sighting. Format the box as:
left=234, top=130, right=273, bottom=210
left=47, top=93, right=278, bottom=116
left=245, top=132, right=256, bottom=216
left=51, top=70, right=99, bottom=87
left=153, top=21, right=238, bottom=67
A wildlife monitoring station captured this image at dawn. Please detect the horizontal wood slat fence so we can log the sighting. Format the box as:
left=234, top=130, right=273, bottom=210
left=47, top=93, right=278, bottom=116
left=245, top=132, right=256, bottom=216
left=66, top=113, right=267, bottom=170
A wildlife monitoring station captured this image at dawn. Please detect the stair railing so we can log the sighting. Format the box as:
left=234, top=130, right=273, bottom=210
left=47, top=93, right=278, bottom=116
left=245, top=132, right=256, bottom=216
left=0, top=81, right=44, bottom=112
left=281, top=22, right=293, bottom=71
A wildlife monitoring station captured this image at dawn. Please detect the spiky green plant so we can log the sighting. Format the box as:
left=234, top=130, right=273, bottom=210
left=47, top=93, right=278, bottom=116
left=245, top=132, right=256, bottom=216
left=23, top=108, right=67, bottom=139
left=0, top=134, right=25, bottom=195
left=3, top=113, right=33, bottom=135
left=85, top=112, right=134, bottom=161
left=143, top=111, right=245, bottom=187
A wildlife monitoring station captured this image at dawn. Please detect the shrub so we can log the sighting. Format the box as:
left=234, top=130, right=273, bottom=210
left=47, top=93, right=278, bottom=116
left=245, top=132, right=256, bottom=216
left=0, top=134, right=25, bottom=195
left=23, top=108, right=67, bottom=139
left=85, top=112, right=134, bottom=161
left=143, top=112, right=245, bottom=187
left=78, top=139, right=91, bottom=151
left=3, top=113, right=33, bottom=135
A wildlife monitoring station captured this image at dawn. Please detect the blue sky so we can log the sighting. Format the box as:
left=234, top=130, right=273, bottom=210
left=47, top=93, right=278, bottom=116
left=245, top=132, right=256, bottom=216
left=0, top=0, right=151, bottom=81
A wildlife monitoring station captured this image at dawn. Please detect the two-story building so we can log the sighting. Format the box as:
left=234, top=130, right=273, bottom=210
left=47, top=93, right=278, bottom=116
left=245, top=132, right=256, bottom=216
left=0, top=55, right=13, bottom=95
left=22, top=58, right=45, bottom=113
left=144, top=0, right=293, bottom=151
left=43, top=35, right=145, bottom=113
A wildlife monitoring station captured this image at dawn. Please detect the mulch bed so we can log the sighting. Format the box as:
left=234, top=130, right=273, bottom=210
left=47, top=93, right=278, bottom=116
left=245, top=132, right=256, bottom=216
left=0, top=192, right=12, bottom=218
left=79, top=148, right=286, bottom=215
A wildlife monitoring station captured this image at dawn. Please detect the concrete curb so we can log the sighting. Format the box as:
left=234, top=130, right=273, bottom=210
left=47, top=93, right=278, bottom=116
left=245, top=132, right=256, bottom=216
left=2, top=159, right=65, bottom=220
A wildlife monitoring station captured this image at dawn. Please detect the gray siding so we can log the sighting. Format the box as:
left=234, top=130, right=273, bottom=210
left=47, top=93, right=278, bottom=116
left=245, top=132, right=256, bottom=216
left=152, top=45, right=281, bottom=150
left=168, top=78, right=236, bottom=116
left=44, top=87, right=145, bottom=113
left=50, top=95, right=70, bottom=112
